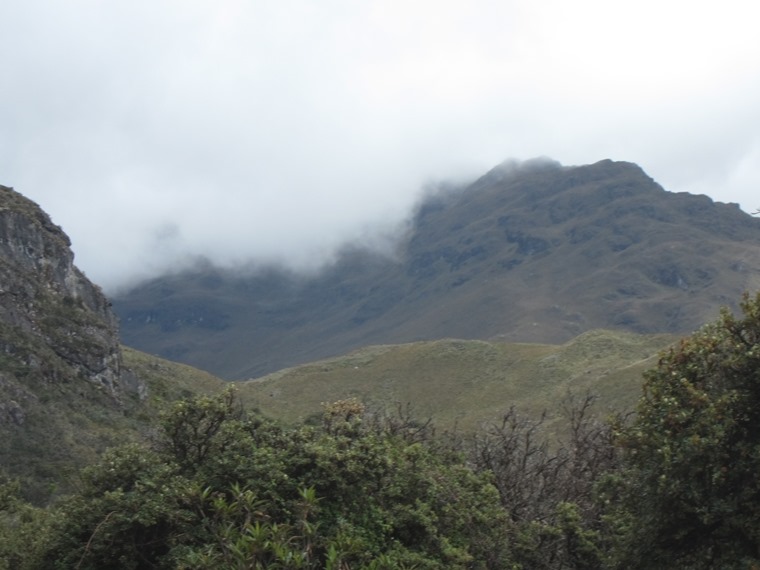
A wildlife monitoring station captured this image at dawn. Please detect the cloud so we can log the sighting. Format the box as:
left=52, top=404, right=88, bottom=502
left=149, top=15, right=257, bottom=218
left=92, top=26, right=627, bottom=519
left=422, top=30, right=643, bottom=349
left=1, top=0, right=759, bottom=292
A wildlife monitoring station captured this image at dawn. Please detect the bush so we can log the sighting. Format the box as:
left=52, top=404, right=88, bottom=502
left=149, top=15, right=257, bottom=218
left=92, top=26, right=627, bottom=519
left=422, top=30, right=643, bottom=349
left=611, top=292, right=760, bottom=569
left=22, top=392, right=512, bottom=569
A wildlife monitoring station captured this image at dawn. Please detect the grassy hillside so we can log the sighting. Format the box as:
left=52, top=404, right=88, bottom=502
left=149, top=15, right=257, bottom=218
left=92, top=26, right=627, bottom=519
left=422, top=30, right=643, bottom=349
left=2, top=328, right=673, bottom=503
left=121, top=346, right=225, bottom=407
left=0, top=346, right=224, bottom=503
left=2, top=330, right=670, bottom=502
left=237, top=329, right=676, bottom=433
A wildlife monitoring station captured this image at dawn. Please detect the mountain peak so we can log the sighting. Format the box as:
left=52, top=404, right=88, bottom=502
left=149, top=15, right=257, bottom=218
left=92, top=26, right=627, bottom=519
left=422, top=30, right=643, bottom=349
left=113, top=160, right=760, bottom=379
left=486, top=156, right=563, bottom=177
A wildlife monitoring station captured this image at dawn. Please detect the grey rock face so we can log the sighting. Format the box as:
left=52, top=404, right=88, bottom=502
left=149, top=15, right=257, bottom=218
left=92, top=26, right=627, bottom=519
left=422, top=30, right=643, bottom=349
left=0, top=185, right=122, bottom=396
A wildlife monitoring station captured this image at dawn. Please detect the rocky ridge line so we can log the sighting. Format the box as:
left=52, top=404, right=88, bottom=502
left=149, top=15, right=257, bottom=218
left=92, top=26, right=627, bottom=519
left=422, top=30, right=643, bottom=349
left=0, top=184, right=123, bottom=399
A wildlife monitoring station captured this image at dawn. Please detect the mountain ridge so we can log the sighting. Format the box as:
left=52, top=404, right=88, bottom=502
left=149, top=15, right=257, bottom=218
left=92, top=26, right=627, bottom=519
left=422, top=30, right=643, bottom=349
left=113, top=159, right=760, bottom=379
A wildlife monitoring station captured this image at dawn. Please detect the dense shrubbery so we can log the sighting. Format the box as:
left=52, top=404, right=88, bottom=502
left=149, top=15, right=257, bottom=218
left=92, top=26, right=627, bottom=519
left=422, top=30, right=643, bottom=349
left=0, top=391, right=616, bottom=569
left=609, top=292, right=760, bottom=569
left=2, top=292, right=760, bottom=569
left=2, top=393, right=513, bottom=569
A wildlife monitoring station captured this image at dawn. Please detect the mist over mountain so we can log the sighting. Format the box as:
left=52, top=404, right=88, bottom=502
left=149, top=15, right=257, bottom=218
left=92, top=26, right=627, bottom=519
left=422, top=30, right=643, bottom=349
left=112, top=159, right=760, bottom=379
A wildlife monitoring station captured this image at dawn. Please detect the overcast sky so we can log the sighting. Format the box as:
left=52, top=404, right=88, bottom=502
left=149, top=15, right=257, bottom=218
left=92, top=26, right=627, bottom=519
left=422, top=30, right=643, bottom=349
left=2, top=1, right=759, bottom=293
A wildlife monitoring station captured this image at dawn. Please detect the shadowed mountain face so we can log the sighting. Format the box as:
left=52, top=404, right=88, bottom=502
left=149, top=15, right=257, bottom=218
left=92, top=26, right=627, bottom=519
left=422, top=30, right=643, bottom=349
left=112, top=159, right=760, bottom=379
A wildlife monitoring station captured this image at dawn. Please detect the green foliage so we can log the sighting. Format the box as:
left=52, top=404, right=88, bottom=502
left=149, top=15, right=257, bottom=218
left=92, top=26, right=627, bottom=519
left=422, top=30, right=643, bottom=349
left=612, top=292, right=760, bottom=569
left=471, top=394, right=623, bottom=569
left=39, top=445, right=196, bottom=569
left=0, top=476, right=55, bottom=570
left=5, top=391, right=512, bottom=569
left=159, top=387, right=244, bottom=469
left=509, top=502, right=604, bottom=570
left=177, top=484, right=362, bottom=569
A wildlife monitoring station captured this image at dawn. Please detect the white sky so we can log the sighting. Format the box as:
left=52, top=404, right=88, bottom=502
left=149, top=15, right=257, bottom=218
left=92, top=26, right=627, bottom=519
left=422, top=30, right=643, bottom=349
left=2, top=0, right=759, bottom=293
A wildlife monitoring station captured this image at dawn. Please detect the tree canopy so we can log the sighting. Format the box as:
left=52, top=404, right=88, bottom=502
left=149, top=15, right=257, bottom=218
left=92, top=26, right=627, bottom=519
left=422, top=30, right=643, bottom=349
left=612, top=292, right=760, bottom=568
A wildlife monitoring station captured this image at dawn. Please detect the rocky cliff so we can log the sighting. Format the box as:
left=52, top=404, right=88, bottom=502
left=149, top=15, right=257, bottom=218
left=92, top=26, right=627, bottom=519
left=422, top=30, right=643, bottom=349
left=0, top=184, right=121, bottom=396
left=0, top=184, right=130, bottom=501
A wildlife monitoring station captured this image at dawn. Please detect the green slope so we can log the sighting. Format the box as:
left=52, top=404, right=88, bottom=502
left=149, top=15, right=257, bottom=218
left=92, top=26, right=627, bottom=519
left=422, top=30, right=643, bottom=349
left=121, top=346, right=225, bottom=406
left=0, top=346, right=224, bottom=503
left=237, top=329, right=676, bottom=432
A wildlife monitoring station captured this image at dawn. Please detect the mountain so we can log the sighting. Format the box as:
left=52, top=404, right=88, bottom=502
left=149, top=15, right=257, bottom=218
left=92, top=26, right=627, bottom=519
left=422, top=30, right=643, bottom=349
left=113, top=159, right=760, bottom=379
left=0, top=185, right=223, bottom=501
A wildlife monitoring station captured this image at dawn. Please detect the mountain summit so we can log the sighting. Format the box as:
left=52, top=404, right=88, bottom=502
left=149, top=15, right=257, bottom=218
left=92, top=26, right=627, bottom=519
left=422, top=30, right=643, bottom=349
left=113, top=159, right=760, bottom=379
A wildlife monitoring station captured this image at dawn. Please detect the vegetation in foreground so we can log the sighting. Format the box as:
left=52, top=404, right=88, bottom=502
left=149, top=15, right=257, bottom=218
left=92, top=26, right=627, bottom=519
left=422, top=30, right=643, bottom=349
left=2, top=292, right=760, bottom=569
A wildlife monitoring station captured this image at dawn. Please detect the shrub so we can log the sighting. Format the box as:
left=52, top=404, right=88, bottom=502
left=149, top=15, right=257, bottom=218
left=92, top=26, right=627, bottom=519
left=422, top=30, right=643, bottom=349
left=611, top=292, right=760, bottom=569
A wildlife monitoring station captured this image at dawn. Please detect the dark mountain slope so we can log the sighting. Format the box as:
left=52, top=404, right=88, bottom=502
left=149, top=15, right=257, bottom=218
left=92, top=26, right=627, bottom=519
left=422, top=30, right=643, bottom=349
left=113, top=159, right=760, bottom=379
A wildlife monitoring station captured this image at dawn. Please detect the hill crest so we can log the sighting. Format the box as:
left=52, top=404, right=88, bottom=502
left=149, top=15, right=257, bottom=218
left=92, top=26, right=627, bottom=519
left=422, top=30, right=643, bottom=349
left=236, top=329, right=676, bottom=432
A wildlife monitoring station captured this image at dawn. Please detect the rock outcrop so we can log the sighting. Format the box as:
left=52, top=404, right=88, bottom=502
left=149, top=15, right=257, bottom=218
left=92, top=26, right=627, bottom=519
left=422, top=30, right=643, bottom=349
left=0, top=184, right=121, bottom=395
left=0, top=185, right=225, bottom=503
